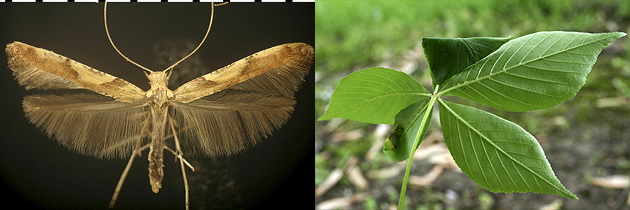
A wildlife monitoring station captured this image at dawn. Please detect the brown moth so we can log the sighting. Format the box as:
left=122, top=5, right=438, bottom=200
left=5, top=3, right=313, bottom=209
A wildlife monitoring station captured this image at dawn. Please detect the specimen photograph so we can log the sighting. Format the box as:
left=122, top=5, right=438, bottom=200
left=0, top=3, right=314, bottom=210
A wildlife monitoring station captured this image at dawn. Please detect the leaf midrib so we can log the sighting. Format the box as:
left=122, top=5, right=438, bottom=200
left=438, top=34, right=611, bottom=96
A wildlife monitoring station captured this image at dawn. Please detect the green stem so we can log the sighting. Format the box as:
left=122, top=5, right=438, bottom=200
left=397, top=91, right=438, bottom=210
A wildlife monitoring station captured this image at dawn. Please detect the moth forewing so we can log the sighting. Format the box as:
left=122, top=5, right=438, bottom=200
left=173, top=43, right=314, bottom=103
left=6, top=41, right=146, bottom=102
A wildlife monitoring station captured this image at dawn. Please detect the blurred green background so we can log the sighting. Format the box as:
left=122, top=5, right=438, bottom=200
left=315, top=0, right=630, bottom=209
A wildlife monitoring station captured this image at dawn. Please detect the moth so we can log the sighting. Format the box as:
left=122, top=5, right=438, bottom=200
left=5, top=3, right=313, bottom=209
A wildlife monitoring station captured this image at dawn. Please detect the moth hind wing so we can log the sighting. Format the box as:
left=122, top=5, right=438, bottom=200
left=170, top=90, right=296, bottom=157
left=23, top=92, right=150, bottom=159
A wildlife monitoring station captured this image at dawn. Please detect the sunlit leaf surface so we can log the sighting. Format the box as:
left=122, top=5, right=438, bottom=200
left=439, top=100, right=577, bottom=199
left=318, top=67, right=430, bottom=124
left=440, top=32, right=626, bottom=111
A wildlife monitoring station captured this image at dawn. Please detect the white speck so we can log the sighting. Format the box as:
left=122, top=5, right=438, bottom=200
left=445, top=189, right=458, bottom=201
left=343, top=188, right=353, bottom=196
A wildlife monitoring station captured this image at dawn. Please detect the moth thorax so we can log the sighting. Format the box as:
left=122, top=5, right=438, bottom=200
left=145, top=71, right=174, bottom=104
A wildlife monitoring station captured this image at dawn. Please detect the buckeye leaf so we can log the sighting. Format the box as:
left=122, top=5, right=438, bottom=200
left=438, top=100, right=578, bottom=199
left=439, top=31, right=626, bottom=112
left=318, top=67, right=430, bottom=124
left=423, top=36, right=512, bottom=86
left=383, top=99, right=433, bottom=162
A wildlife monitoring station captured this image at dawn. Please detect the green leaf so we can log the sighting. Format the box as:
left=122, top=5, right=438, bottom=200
left=318, top=67, right=430, bottom=124
left=439, top=31, right=627, bottom=112
left=383, top=99, right=433, bottom=162
left=438, top=100, right=578, bottom=199
left=423, top=36, right=513, bottom=86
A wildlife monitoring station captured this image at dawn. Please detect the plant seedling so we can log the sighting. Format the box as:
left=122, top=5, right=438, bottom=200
left=318, top=31, right=626, bottom=209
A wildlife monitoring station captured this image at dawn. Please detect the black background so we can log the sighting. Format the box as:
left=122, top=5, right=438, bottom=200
left=0, top=3, right=313, bottom=210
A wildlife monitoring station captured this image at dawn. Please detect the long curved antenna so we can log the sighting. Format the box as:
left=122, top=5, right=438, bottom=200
left=162, top=3, right=215, bottom=72
left=103, top=2, right=218, bottom=73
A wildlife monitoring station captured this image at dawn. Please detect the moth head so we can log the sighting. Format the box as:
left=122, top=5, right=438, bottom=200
left=145, top=69, right=172, bottom=88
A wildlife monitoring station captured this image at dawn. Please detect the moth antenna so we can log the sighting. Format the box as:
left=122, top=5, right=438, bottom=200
left=104, top=2, right=153, bottom=73
left=165, top=67, right=173, bottom=80
left=163, top=3, right=216, bottom=72
left=103, top=2, right=219, bottom=73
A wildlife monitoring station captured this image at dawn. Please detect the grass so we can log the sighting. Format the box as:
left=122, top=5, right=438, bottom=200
left=316, top=0, right=628, bottom=74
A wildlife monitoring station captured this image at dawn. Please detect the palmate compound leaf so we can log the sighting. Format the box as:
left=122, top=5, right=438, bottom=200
left=318, top=67, right=430, bottom=125
left=383, top=99, right=432, bottom=162
left=439, top=31, right=626, bottom=112
left=438, top=100, right=578, bottom=199
left=422, top=36, right=513, bottom=86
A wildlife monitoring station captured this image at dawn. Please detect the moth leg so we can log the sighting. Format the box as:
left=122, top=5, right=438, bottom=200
left=165, top=116, right=194, bottom=171
left=169, top=119, right=191, bottom=210
left=164, top=146, right=195, bottom=171
left=109, top=143, right=151, bottom=208
left=134, top=119, right=150, bottom=158
left=166, top=116, right=181, bottom=163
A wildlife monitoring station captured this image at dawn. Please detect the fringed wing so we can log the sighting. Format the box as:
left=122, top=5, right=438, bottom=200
left=171, top=90, right=296, bottom=156
left=172, top=43, right=314, bottom=102
left=6, top=41, right=146, bottom=102
left=23, top=93, right=150, bottom=159
left=170, top=43, right=313, bottom=156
